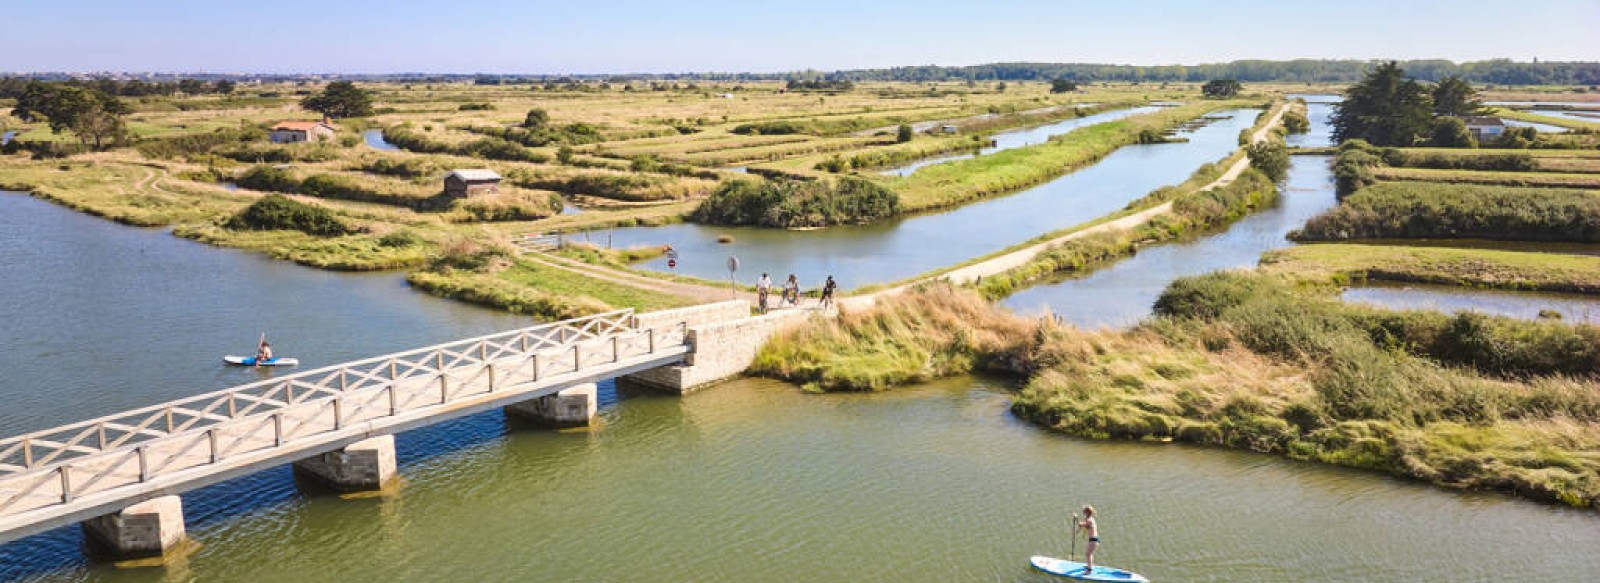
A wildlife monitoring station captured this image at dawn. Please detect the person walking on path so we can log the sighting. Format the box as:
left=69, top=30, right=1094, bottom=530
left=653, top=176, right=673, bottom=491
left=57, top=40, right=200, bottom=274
left=783, top=274, right=800, bottom=306
left=1074, top=505, right=1100, bottom=573
left=756, top=273, right=772, bottom=313
left=819, top=276, right=837, bottom=309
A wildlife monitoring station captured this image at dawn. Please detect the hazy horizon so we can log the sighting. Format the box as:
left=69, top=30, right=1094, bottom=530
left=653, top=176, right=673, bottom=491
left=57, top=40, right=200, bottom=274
left=4, top=0, right=1595, bottom=75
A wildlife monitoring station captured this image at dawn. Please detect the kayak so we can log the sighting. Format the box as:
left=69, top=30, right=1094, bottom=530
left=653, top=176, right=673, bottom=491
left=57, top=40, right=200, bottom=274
left=1031, top=555, right=1149, bottom=582
left=224, top=355, right=300, bottom=367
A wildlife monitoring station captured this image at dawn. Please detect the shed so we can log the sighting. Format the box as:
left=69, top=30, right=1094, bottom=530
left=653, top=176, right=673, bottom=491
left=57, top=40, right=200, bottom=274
left=444, top=169, right=503, bottom=197
left=269, top=120, right=336, bottom=143
left=1459, top=116, right=1505, bottom=142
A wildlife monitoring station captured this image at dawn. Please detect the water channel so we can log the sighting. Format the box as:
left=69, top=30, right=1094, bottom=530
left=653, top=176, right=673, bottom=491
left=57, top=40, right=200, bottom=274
left=1345, top=282, right=1600, bottom=324
left=584, top=108, right=1262, bottom=290
left=4, top=95, right=1599, bottom=581
left=363, top=129, right=399, bottom=151
left=878, top=106, right=1159, bottom=177
left=1001, top=99, right=1341, bottom=327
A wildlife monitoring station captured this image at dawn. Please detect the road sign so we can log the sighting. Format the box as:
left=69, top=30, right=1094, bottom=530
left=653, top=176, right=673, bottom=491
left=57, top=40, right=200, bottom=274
left=727, top=256, right=740, bottom=273
left=667, top=258, right=677, bottom=268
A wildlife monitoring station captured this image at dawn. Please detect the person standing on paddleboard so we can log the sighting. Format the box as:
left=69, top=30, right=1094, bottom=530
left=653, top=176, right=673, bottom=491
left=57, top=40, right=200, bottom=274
left=1075, top=505, right=1099, bottom=572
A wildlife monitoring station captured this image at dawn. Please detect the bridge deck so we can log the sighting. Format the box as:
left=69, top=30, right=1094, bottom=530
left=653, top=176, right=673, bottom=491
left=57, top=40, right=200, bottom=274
left=0, top=309, right=689, bottom=543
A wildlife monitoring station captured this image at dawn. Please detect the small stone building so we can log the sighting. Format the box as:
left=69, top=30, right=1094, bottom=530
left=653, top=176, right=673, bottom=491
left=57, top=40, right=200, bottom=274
left=269, top=120, right=337, bottom=143
left=1459, top=116, right=1506, bottom=143
left=444, top=169, right=503, bottom=197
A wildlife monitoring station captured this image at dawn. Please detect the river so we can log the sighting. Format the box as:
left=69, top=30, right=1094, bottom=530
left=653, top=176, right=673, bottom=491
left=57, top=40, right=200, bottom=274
left=582, top=109, right=1262, bottom=290
left=879, top=106, right=1160, bottom=177
left=363, top=129, right=399, bottom=151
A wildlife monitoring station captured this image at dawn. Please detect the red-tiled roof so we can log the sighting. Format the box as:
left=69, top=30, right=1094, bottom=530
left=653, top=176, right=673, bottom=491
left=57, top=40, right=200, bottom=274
left=271, top=120, right=331, bottom=131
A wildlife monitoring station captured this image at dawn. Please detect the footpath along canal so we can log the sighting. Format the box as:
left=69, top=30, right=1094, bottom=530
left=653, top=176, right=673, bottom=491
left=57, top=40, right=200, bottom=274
left=583, top=108, right=1261, bottom=289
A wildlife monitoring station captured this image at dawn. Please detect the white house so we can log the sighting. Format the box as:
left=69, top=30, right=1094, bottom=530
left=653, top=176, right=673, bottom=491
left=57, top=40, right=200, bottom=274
left=1459, top=116, right=1505, bottom=143
left=269, top=120, right=337, bottom=144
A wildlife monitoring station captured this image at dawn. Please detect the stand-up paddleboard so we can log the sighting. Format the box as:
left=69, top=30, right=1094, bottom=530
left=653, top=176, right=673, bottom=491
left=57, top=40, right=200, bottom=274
left=1031, top=556, right=1149, bottom=582
left=224, top=355, right=300, bottom=366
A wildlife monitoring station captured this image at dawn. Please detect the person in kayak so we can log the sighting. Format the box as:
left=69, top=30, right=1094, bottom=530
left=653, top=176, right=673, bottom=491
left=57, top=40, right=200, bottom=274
left=1076, top=505, right=1099, bottom=572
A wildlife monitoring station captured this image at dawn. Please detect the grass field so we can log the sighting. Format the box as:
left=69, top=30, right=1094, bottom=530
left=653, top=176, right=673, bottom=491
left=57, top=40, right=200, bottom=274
left=1372, top=167, right=1600, bottom=188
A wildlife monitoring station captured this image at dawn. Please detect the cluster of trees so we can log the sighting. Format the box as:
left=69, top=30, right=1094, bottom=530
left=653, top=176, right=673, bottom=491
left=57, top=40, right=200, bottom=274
left=300, top=81, right=373, bottom=118
left=1049, top=79, right=1078, bottom=93
left=0, top=77, right=234, bottom=99
left=10, top=83, right=130, bottom=149
left=1201, top=79, right=1243, bottom=98
left=784, top=79, right=854, bottom=92
left=1333, top=62, right=1503, bottom=147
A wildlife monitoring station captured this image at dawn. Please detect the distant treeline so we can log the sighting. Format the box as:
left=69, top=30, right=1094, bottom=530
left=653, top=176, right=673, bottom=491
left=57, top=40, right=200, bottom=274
left=0, top=77, right=235, bottom=98
left=7, top=59, right=1596, bottom=87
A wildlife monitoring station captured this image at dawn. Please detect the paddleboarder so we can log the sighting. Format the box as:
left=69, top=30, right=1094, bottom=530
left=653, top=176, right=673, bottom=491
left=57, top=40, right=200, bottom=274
left=255, top=335, right=274, bottom=367
left=1075, top=505, right=1099, bottom=573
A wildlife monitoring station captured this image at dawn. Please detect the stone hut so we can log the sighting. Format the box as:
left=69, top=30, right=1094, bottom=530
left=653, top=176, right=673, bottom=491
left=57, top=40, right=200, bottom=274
left=1459, top=116, right=1506, bottom=143
left=269, top=120, right=336, bottom=143
left=444, top=169, right=503, bottom=197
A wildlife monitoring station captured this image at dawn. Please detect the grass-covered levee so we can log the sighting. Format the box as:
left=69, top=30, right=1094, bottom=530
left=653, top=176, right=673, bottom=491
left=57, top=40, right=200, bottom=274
left=751, top=279, right=1600, bottom=508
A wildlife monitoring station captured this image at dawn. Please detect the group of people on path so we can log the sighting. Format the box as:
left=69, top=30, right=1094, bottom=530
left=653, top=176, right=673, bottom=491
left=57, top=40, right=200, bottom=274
left=754, top=273, right=836, bottom=313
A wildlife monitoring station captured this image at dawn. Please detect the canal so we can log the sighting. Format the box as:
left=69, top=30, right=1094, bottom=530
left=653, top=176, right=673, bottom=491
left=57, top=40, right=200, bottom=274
left=584, top=108, right=1262, bottom=290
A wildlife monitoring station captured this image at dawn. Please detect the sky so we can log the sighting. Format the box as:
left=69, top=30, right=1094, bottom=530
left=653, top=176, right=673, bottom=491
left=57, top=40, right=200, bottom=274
left=4, top=0, right=1596, bottom=74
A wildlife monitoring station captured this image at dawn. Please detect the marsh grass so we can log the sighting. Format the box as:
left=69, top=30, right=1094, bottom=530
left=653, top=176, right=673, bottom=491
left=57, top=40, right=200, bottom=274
left=1262, top=243, right=1600, bottom=294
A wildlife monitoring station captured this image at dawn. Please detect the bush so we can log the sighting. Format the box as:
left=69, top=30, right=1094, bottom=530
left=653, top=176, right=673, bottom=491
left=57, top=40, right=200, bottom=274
left=1332, top=147, right=1380, bottom=195
left=360, top=156, right=438, bottom=178
left=223, top=194, right=349, bottom=236
left=1283, top=107, right=1311, bottom=134
left=458, top=103, right=495, bottom=111
left=235, top=165, right=301, bottom=193
left=731, top=120, right=806, bottom=135
left=1429, top=117, right=1475, bottom=148
left=690, top=177, right=900, bottom=228
left=1246, top=139, right=1290, bottom=182
left=378, top=229, right=424, bottom=247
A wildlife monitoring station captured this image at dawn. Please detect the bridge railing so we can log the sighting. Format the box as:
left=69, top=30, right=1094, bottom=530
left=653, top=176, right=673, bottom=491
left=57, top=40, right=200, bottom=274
left=0, top=309, right=688, bottom=520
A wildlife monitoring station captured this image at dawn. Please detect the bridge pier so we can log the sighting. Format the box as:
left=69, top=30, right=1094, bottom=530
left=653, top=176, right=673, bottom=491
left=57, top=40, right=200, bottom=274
left=293, top=435, right=398, bottom=492
left=82, top=495, right=186, bottom=559
left=505, top=383, right=597, bottom=427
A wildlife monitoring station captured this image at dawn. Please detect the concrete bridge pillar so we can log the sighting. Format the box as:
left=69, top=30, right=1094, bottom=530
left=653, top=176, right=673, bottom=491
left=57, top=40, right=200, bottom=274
left=293, top=434, right=398, bottom=491
left=505, top=383, right=597, bottom=428
left=82, top=495, right=186, bottom=559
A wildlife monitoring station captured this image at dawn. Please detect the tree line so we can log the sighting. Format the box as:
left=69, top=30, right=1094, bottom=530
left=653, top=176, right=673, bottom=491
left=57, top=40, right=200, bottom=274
left=0, top=77, right=235, bottom=99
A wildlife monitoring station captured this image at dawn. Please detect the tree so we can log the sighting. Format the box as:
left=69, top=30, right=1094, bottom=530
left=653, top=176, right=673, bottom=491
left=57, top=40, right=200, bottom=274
left=523, top=108, right=550, bottom=130
left=1331, top=62, right=1434, bottom=146
left=1050, top=78, right=1078, bottom=93
left=1202, top=79, right=1243, bottom=98
left=300, top=81, right=373, bottom=118
left=996, top=82, right=1007, bottom=93
left=13, top=83, right=129, bottom=149
left=1432, top=76, right=1484, bottom=117
left=1246, top=140, right=1290, bottom=182
left=177, top=79, right=208, bottom=95
left=1429, top=116, right=1475, bottom=148
left=896, top=123, right=913, bottom=143
left=213, top=80, right=237, bottom=94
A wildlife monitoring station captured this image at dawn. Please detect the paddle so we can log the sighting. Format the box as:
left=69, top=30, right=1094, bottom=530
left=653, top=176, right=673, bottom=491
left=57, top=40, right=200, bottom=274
left=1069, top=512, right=1079, bottom=561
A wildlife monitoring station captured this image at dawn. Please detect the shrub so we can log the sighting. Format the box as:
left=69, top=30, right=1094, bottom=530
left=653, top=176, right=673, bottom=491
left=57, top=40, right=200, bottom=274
left=378, top=229, right=424, bottom=248
left=1292, top=181, right=1600, bottom=242
left=235, top=165, right=301, bottom=193
left=731, top=120, right=806, bottom=135
left=1247, top=139, right=1290, bottom=182
left=458, top=103, right=495, bottom=111
left=1283, top=107, right=1311, bottom=134
left=690, top=177, right=900, bottom=228
left=223, top=194, right=349, bottom=236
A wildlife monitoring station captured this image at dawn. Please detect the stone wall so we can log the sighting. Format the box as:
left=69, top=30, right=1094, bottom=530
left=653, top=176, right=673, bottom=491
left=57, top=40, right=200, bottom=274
left=625, top=309, right=808, bottom=393
left=633, top=300, right=750, bottom=332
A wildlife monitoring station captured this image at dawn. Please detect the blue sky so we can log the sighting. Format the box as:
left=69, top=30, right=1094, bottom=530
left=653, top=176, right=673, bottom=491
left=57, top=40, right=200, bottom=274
left=5, top=0, right=1596, bottom=73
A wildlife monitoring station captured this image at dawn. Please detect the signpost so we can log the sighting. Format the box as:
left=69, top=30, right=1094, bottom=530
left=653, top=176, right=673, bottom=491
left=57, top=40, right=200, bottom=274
left=726, top=256, right=740, bottom=299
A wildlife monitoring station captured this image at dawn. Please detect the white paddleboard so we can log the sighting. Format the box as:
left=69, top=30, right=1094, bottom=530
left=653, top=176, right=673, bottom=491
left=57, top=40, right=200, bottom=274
left=224, top=355, right=299, bottom=367
left=1031, top=555, right=1149, bottom=582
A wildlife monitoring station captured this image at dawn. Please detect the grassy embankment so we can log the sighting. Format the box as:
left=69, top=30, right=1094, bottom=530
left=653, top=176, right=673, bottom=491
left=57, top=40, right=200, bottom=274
left=1261, top=244, right=1600, bottom=294
left=753, top=279, right=1600, bottom=507
left=879, top=100, right=1262, bottom=213
left=1291, top=181, right=1600, bottom=243
left=1492, top=107, right=1600, bottom=132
